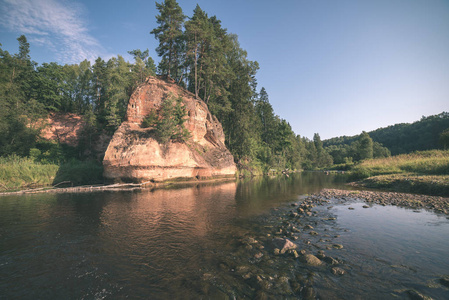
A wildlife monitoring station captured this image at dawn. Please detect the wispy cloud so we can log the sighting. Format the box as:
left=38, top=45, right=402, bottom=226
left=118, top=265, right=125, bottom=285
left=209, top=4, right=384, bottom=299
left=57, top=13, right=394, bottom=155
left=0, top=0, right=103, bottom=63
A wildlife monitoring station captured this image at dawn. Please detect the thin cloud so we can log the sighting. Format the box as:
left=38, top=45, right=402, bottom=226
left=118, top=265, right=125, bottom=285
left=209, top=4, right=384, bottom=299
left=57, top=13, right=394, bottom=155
left=0, top=0, right=103, bottom=63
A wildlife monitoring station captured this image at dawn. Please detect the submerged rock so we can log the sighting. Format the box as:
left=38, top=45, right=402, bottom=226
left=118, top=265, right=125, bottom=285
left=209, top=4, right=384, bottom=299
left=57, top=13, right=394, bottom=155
left=300, top=254, right=322, bottom=266
left=323, top=256, right=339, bottom=265
left=272, top=238, right=298, bottom=254
left=332, top=244, right=344, bottom=249
left=331, top=267, right=345, bottom=275
left=440, top=275, right=449, bottom=287
left=406, top=289, right=433, bottom=300
left=301, top=286, right=316, bottom=300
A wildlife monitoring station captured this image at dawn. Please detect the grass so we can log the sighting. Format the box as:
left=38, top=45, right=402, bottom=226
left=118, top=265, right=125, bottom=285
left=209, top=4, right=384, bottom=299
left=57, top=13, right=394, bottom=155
left=359, top=174, right=449, bottom=196
left=0, top=155, right=59, bottom=191
left=0, top=155, right=104, bottom=192
left=350, top=150, right=449, bottom=196
left=351, top=150, right=449, bottom=178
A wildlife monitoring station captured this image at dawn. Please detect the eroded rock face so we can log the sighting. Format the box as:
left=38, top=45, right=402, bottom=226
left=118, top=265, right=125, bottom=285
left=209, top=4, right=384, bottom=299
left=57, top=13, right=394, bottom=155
left=40, top=112, right=85, bottom=147
left=103, top=76, right=236, bottom=182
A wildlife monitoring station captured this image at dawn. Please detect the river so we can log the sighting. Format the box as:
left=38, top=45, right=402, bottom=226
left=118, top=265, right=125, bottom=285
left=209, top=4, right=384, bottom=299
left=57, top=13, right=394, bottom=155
left=1, top=172, right=448, bottom=299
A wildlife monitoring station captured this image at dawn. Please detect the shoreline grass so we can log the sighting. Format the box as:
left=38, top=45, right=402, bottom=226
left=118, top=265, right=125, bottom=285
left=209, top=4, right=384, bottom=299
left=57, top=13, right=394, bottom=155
left=350, top=150, right=449, bottom=196
left=0, top=155, right=59, bottom=192
left=0, top=155, right=103, bottom=192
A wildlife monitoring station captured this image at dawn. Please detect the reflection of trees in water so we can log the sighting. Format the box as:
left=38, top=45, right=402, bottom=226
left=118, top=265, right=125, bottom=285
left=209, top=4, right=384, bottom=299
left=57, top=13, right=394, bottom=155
left=234, top=173, right=349, bottom=213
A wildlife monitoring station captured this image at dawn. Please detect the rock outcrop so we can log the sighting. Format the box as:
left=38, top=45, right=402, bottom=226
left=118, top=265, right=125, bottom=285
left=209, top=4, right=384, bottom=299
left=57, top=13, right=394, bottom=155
left=39, top=112, right=112, bottom=160
left=103, top=76, right=236, bottom=182
left=40, top=113, right=85, bottom=147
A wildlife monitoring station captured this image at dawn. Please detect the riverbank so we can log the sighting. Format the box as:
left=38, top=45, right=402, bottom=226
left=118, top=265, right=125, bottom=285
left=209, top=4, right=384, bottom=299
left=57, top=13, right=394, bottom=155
left=0, top=176, right=237, bottom=196
left=205, top=185, right=449, bottom=299
left=314, top=188, right=449, bottom=215
left=351, top=174, right=449, bottom=197
left=0, top=156, right=103, bottom=193
left=347, top=150, right=449, bottom=197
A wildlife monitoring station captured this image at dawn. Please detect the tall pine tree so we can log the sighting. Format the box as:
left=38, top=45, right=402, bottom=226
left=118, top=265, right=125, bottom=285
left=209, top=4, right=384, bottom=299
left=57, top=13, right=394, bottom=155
left=150, top=0, right=185, bottom=81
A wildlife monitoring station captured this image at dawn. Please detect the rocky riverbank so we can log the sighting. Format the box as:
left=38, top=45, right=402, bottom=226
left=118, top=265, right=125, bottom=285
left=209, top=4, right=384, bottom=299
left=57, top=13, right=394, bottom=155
left=315, top=188, right=449, bottom=215
left=196, top=188, right=449, bottom=299
left=198, top=195, right=349, bottom=299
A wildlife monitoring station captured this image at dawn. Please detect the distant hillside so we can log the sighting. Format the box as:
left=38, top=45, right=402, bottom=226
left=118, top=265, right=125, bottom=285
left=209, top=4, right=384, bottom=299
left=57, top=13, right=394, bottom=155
left=324, top=112, right=449, bottom=155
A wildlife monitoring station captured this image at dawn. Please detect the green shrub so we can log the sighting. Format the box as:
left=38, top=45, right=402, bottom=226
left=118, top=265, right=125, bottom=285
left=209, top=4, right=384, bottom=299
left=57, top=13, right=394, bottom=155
left=53, top=159, right=104, bottom=186
left=141, top=110, right=158, bottom=128
left=141, top=94, right=191, bottom=143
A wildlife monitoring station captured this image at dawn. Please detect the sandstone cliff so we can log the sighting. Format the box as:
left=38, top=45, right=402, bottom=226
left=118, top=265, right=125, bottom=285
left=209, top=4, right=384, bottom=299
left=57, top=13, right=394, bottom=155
left=39, top=112, right=112, bottom=160
left=103, top=76, right=236, bottom=182
left=40, top=113, right=85, bottom=147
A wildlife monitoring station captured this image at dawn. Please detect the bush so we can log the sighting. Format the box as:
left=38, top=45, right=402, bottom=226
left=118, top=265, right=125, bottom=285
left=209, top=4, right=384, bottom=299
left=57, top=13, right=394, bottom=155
left=53, top=159, right=104, bottom=186
left=141, top=110, right=158, bottom=128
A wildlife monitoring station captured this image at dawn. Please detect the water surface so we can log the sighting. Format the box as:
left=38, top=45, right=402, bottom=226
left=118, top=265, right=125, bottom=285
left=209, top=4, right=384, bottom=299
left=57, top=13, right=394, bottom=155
left=1, top=173, right=448, bottom=299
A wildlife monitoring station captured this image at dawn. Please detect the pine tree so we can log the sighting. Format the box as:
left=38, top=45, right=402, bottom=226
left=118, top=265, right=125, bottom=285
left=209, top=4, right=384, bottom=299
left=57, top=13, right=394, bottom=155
left=255, top=87, right=276, bottom=147
left=184, top=5, right=209, bottom=99
left=92, top=57, right=107, bottom=122
left=128, top=49, right=156, bottom=84
left=150, top=0, right=185, bottom=80
left=0, top=36, right=40, bottom=156
left=155, top=94, right=189, bottom=143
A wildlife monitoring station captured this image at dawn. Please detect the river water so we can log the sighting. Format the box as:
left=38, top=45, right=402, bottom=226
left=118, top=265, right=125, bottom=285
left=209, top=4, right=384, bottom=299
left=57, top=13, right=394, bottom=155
left=1, top=173, right=448, bottom=299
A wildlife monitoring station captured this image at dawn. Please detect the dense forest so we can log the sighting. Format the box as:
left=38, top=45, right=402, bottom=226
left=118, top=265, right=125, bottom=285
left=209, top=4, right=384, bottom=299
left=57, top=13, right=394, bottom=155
left=324, top=112, right=449, bottom=162
left=1, top=0, right=447, bottom=174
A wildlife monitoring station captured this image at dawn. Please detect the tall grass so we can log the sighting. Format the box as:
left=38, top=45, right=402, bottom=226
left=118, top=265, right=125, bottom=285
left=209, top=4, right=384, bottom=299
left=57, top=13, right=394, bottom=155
left=351, top=150, right=449, bottom=179
left=0, top=155, right=59, bottom=191
left=0, top=155, right=104, bottom=192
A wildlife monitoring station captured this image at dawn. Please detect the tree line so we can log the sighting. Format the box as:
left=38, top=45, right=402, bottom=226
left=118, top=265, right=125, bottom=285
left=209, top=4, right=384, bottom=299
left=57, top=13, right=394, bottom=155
left=0, top=1, right=333, bottom=172
left=324, top=112, right=449, bottom=158
left=147, top=0, right=336, bottom=172
left=0, top=35, right=156, bottom=159
left=6, top=0, right=435, bottom=173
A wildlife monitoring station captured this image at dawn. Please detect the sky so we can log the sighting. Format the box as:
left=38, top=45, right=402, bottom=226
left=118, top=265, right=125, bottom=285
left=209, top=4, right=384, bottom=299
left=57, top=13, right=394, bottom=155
left=1, top=0, right=448, bottom=140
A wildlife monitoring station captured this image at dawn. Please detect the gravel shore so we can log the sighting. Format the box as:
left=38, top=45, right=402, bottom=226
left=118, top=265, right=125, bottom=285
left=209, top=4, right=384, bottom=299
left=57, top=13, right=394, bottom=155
left=312, top=188, right=449, bottom=215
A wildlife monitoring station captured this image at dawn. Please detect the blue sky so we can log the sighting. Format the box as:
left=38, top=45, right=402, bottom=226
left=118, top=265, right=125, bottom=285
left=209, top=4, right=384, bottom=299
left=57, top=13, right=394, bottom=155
left=1, top=0, right=448, bottom=140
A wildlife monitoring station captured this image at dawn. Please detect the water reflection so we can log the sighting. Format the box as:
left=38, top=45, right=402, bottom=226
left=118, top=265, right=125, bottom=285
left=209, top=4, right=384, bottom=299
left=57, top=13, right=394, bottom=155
left=0, top=172, right=372, bottom=299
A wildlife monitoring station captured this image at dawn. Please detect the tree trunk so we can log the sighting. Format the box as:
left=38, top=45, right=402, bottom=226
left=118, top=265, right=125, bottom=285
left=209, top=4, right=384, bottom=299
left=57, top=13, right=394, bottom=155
left=194, top=34, right=198, bottom=99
